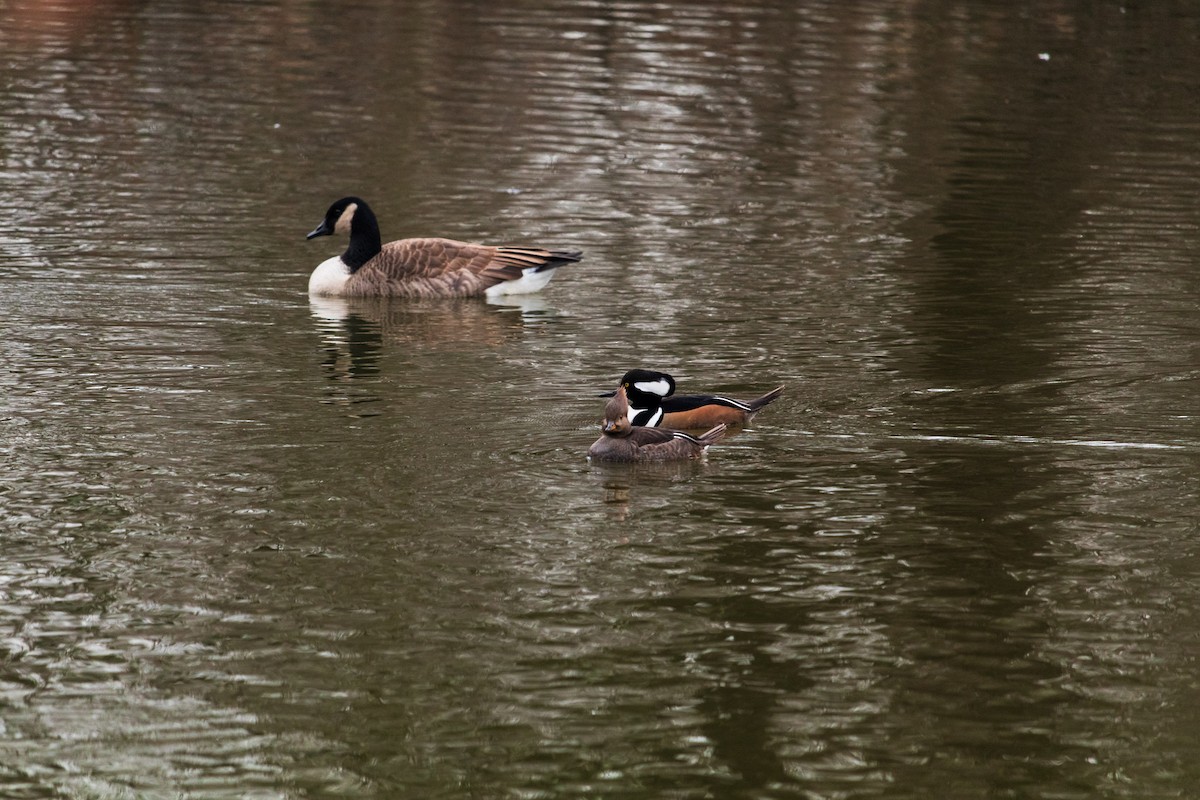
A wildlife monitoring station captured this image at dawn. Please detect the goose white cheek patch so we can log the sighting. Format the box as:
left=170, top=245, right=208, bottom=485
left=334, top=203, right=357, bottom=235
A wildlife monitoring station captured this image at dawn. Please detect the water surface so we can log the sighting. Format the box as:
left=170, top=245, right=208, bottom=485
left=2, top=1, right=1200, bottom=797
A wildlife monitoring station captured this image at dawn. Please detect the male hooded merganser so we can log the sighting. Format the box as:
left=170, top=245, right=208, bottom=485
left=606, top=369, right=785, bottom=429
left=588, top=386, right=726, bottom=462
left=306, top=197, right=582, bottom=298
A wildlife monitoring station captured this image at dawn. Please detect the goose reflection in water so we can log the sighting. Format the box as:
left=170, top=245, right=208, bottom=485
left=309, top=294, right=553, bottom=413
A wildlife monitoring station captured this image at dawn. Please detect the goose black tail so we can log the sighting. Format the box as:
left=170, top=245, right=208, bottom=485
left=536, top=249, right=584, bottom=272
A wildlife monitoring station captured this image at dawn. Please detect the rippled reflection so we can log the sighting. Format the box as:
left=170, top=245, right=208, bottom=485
left=309, top=295, right=557, bottom=415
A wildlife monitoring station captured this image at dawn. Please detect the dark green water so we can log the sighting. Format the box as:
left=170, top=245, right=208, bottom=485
left=2, top=1, right=1199, bottom=797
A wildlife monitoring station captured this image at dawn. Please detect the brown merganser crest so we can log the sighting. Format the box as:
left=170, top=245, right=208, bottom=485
left=603, top=369, right=784, bottom=430
left=306, top=197, right=582, bottom=299
left=588, top=386, right=726, bottom=463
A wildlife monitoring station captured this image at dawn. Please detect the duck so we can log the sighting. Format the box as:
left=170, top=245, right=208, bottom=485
left=305, top=197, right=582, bottom=298
left=588, top=386, right=726, bottom=463
left=605, top=369, right=785, bottom=429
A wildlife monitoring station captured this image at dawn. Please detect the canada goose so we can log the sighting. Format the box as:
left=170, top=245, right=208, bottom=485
left=588, top=386, right=727, bottom=462
left=306, top=197, right=582, bottom=298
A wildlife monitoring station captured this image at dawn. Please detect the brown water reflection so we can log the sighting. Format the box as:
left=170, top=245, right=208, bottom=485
left=2, top=0, right=1200, bottom=798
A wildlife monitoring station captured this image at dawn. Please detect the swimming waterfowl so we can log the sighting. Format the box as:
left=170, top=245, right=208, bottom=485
left=588, top=386, right=726, bottom=462
left=306, top=197, right=582, bottom=298
left=605, top=369, right=785, bottom=429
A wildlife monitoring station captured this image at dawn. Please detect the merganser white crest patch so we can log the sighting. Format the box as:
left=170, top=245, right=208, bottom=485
left=633, top=378, right=672, bottom=397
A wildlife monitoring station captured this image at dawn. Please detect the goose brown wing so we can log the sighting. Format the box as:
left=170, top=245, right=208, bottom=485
left=345, top=238, right=490, bottom=297
left=348, top=238, right=577, bottom=298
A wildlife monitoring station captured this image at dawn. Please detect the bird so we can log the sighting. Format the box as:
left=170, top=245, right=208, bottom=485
left=588, top=386, right=726, bottom=463
left=305, top=197, right=582, bottom=298
left=605, top=369, right=785, bottom=429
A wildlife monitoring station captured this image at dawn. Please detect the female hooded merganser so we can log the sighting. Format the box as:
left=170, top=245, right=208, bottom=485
left=606, top=369, right=785, bottom=429
left=306, top=197, right=582, bottom=298
left=588, top=386, right=726, bottom=463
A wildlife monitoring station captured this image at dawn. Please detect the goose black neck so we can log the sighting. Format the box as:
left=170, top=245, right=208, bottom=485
left=342, top=201, right=382, bottom=271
